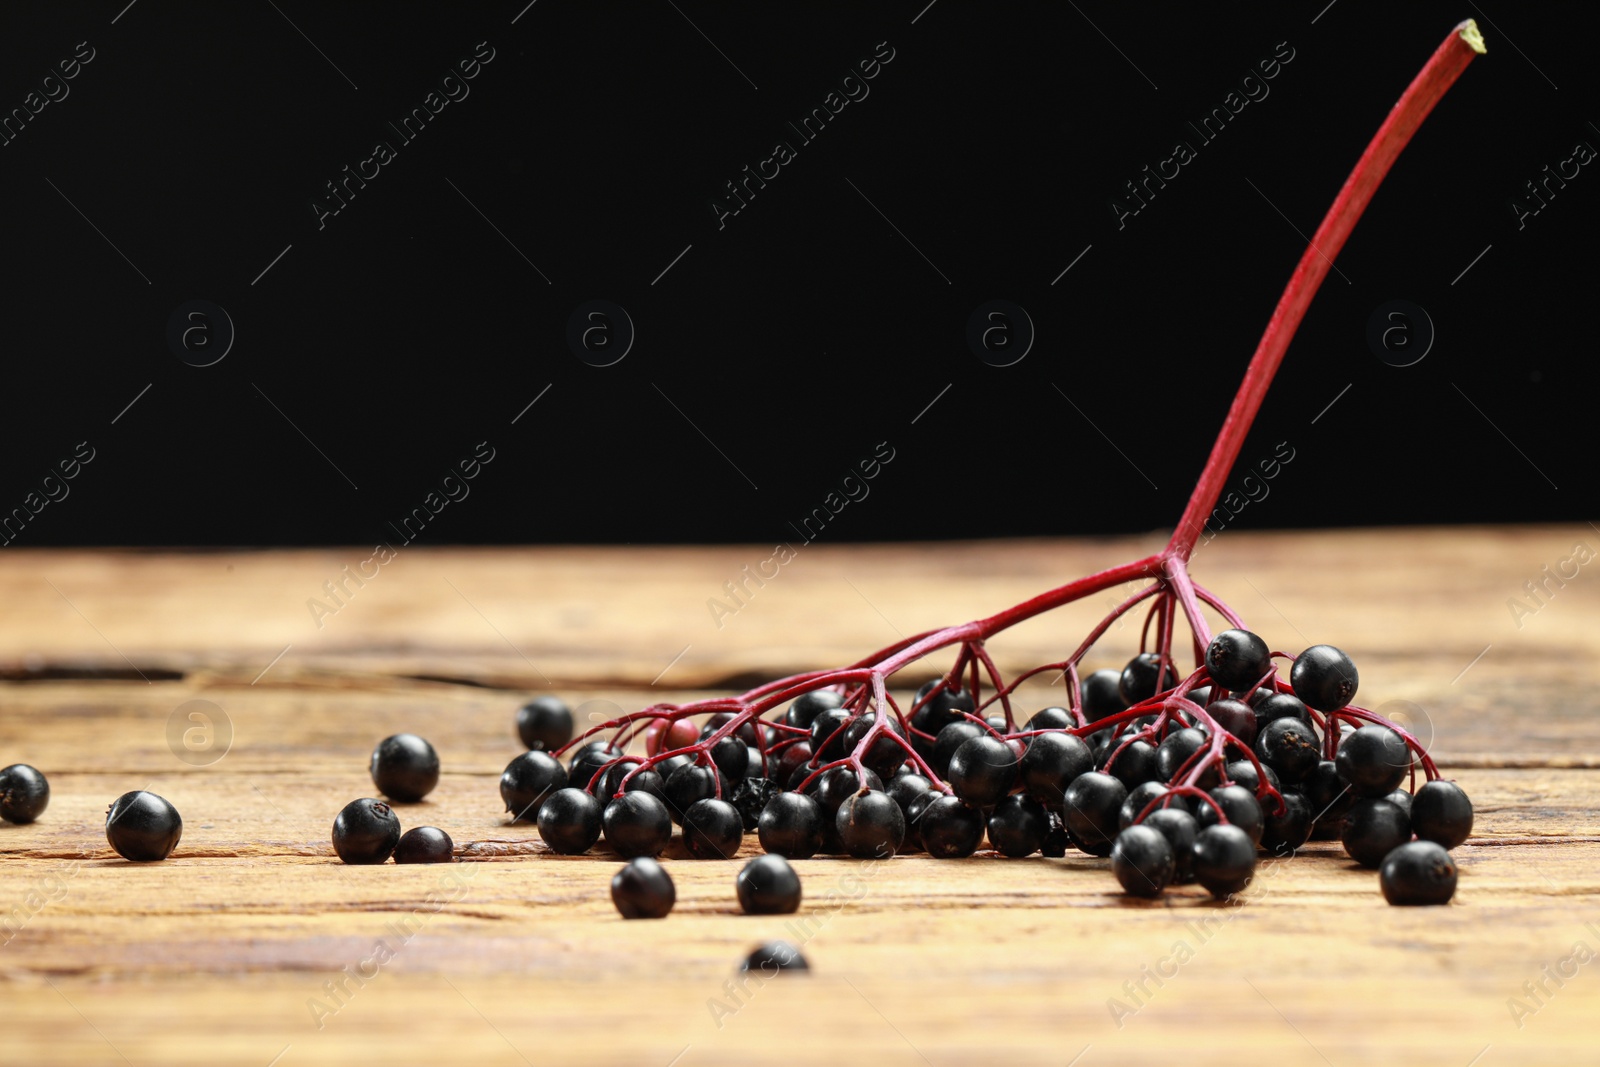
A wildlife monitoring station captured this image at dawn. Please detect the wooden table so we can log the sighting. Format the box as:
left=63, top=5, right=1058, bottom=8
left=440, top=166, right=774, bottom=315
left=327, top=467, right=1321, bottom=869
left=2, top=527, right=1596, bottom=1066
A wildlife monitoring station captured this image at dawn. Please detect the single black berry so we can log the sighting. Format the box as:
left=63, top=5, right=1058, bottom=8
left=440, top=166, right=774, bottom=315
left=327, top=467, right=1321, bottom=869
left=1207, top=699, right=1258, bottom=749
left=1019, top=731, right=1094, bottom=806
left=0, top=764, right=50, bottom=824
left=1205, top=629, right=1273, bottom=691
left=785, top=689, right=843, bottom=731
left=886, top=772, right=932, bottom=818
left=742, top=940, right=809, bottom=974
left=1335, top=725, right=1410, bottom=798
left=1379, top=840, right=1458, bottom=905
left=569, top=741, right=625, bottom=793
left=946, top=734, right=1019, bottom=807
left=1026, top=707, right=1074, bottom=731
left=1254, top=692, right=1310, bottom=728
left=1290, top=644, right=1359, bottom=710
left=682, top=798, right=743, bottom=859
left=837, top=790, right=905, bottom=858
left=701, top=711, right=760, bottom=747
left=930, top=720, right=985, bottom=779
left=663, top=762, right=728, bottom=825
left=1062, top=771, right=1127, bottom=856
left=1118, top=781, right=1173, bottom=830
left=1194, top=784, right=1265, bottom=845
left=370, top=733, right=440, bottom=803
left=516, top=695, right=574, bottom=750
left=1144, top=807, right=1198, bottom=884
left=1192, top=823, right=1255, bottom=898
left=500, top=750, right=568, bottom=822
left=1112, top=825, right=1175, bottom=897
left=611, top=856, right=675, bottom=918
left=919, top=795, right=986, bottom=858
left=1411, top=779, right=1473, bottom=849
left=1255, top=717, right=1320, bottom=783
left=758, top=791, right=824, bottom=859
left=1304, top=759, right=1354, bottom=825
left=736, top=854, right=802, bottom=914
left=1342, top=798, right=1410, bottom=868
left=537, top=787, right=603, bottom=854
left=1120, top=653, right=1175, bottom=705
left=1106, top=739, right=1161, bottom=789
left=1080, top=669, right=1126, bottom=722
left=902, top=789, right=940, bottom=852
left=910, top=680, right=975, bottom=739
left=1155, top=728, right=1216, bottom=786
left=394, top=825, right=453, bottom=863
left=1260, top=791, right=1313, bottom=856
left=842, top=712, right=909, bottom=779
left=330, top=797, right=396, bottom=865
left=603, top=791, right=673, bottom=858
left=107, top=790, right=183, bottom=862
left=987, top=795, right=1048, bottom=857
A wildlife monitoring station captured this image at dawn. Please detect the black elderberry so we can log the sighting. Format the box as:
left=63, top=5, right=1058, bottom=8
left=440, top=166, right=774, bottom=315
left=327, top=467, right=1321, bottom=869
left=1208, top=699, right=1259, bottom=749
left=758, top=791, right=824, bottom=859
left=1106, top=739, right=1161, bottom=789
left=1260, top=792, right=1313, bottom=855
left=742, top=940, right=809, bottom=974
left=1112, top=825, right=1175, bottom=897
left=500, top=750, right=568, bottom=822
left=987, top=795, right=1048, bottom=857
left=330, top=797, right=396, bottom=865
left=1290, top=644, right=1359, bottom=710
left=1119, top=653, right=1175, bottom=704
left=808, top=708, right=853, bottom=762
left=1411, top=779, right=1473, bottom=849
left=946, top=734, right=1020, bottom=807
left=731, top=776, right=780, bottom=832
left=1026, top=706, right=1074, bottom=731
left=919, top=795, right=986, bottom=858
left=1192, top=823, right=1255, bottom=898
left=837, top=790, right=905, bottom=858
left=736, top=854, right=803, bottom=914
left=1194, top=784, right=1265, bottom=845
left=682, top=798, right=743, bottom=859
left=1155, top=728, right=1217, bottom=786
left=785, top=689, right=843, bottom=731
left=1255, top=717, right=1320, bottom=783
left=603, top=791, right=673, bottom=859
left=930, top=720, right=985, bottom=779
left=1118, top=781, right=1173, bottom=830
left=1335, top=725, right=1411, bottom=798
left=1144, top=807, right=1198, bottom=884
left=663, top=762, right=728, bottom=825
left=1080, top=669, right=1126, bottom=722
left=1379, top=840, right=1458, bottom=905
left=569, top=741, right=625, bottom=793
left=611, top=856, right=676, bottom=918
left=1019, top=731, right=1094, bottom=806
left=369, top=733, right=440, bottom=803
left=1342, top=798, right=1410, bottom=868
left=0, top=764, right=50, bottom=824
left=537, top=787, right=603, bottom=854
left=107, top=790, right=184, bottom=862
left=1062, top=771, right=1127, bottom=857
left=1205, top=629, right=1274, bottom=691
left=394, top=826, right=453, bottom=863
left=1253, top=692, right=1310, bottom=728
left=516, top=695, right=574, bottom=751
left=910, top=680, right=975, bottom=739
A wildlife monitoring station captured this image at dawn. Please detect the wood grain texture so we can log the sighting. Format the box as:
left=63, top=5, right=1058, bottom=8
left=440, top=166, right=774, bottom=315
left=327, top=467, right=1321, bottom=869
left=1, top=528, right=1597, bottom=1066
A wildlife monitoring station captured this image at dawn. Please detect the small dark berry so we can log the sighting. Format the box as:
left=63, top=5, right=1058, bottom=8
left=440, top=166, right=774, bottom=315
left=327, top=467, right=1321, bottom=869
left=1112, top=825, right=1175, bottom=897
left=1080, top=669, right=1126, bottom=722
left=663, top=762, right=729, bottom=826
left=786, top=690, right=843, bottom=731
left=1026, top=706, right=1074, bottom=731
left=537, top=787, right=603, bottom=854
left=330, top=797, right=397, bottom=865
left=370, top=733, right=440, bottom=803
left=919, top=795, right=986, bottom=859
left=930, top=721, right=985, bottom=779
left=731, top=776, right=780, bottom=832
left=758, top=792, right=824, bottom=859
left=742, top=940, right=809, bottom=974
left=569, top=742, right=625, bottom=793
left=1335, top=725, right=1411, bottom=798
left=1192, top=823, right=1255, bottom=898
left=1411, top=780, right=1473, bottom=849
left=1380, top=840, right=1458, bottom=905
left=837, top=791, right=905, bottom=858
left=1260, top=791, right=1313, bottom=856
left=1144, top=808, right=1198, bottom=884
left=516, top=695, right=574, bottom=750
left=946, top=734, right=1019, bottom=807
left=1194, top=784, right=1265, bottom=845
left=1106, top=739, right=1161, bottom=789
left=1120, top=653, right=1175, bottom=705
left=1342, top=798, right=1411, bottom=868
left=107, top=790, right=184, bottom=862
left=1062, top=771, right=1127, bottom=857
left=987, top=795, right=1048, bottom=857
left=1205, top=629, right=1273, bottom=691
left=1255, top=717, right=1321, bottom=783
left=736, top=854, right=802, bottom=914
left=394, top=826, right=453, bottom=863
left=603, top=791, right=673, bottom=858
left=1290, top=644, right=1360, bottom=710
left=0, top=764, right=50, bottom=824
left=611, top=857, right=675, bottom=918
left=1019, top=731, right=1094, bottom=806
left=500, top=750, right=568, bottom=822
left=1254, top=692, right=1310, bottom=728
left=682, top=798, right=743, bottom=859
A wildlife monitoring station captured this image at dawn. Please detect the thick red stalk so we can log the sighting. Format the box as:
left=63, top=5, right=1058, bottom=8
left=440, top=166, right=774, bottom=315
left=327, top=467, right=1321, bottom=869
left=1168, top=20, right=1485, bottom=561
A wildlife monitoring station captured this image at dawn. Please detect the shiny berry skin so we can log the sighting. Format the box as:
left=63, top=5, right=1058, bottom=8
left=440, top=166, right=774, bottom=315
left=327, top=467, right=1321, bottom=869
left=330, top=797, right=397, bottom=865
left=1223, top=759, right=1281, bottom=795
left=919, top=795, right=986, bottom=858
left=806, top=708, right=852, bottom=763
left=886, top=772, right=932, bottom=817
left=1304, top=759, right=1355, bottom=825
left=107, top=790, right=184, bottom=862
left=369, top=734, right=440, bottom=803
left=1118, top=781, right=1173, bottom=830
left=1080, top=669, right=1126, bottom=722
left=500, top=750, right=568, bottom=822
left=1155, top=728, right=1217, bottom=787
left=1255, top=717, right=1320, bottom=783
left=611, top=856, right=676, bottom=918
left=1019, top=731, right=1094, bottom=806
left=701, top=711, right=760, bottom=747
left=911, top=680, right=975, bottom=739
left=1062, top=771, right=1127, bottom=857
left=1112, top=825, right=1175, bottom=897
left=902, top=789, right=939, bottom=852
left=663, top=762, right=727, bottom=825
left=1260, top=791, right=1313, bottom=855
left=1144, top=807, right=1198, bottom=884
left=706, top=736, right=749, bottom=782
left=1254, top=692, right=1310, bottom=727
left=946, top=735, right=1019, bottom=807
left=1120, top=653, right=1174, bottom=704
left=1342, top=798, right=1411, bottom=868
left=841, top=711, right=909, bottom=778
left=603, top=791, right=672, bottom=858
left=1335, top=725, right=1411, bottom=797
left=785, top=689, right=843, bottom=730
left=0, top=764, right=50, bottom=823
left=837, top=791, right=906, bottom=858
left=1207, top=699, right=1258, bottom=749
left=737, top=854, right=802, bottom=914
left=1411, top=779, right=1473, bottom=849
left=1192, top=823, right=1256, bottom=898
left=1384, top=789, right=1413, bottom=817
left=516, top=695, right=574, bottom=751
left=1290, top=644, right=1359, bottom=710
left=742, top=939, right=809, bottom=974
left=1205, top=629, right=1274, bottom=691
left=1380, top=840, right=1458, bottom=905
left=1026, top=706, right=1074, bottom=731
left=537, top=787, right=603, bottom=854
left=594, top=759, right=642, bottom=799
left=682, top=798, right=743, bottom=859
left=394, top=826, right=453, bottom=863
left=1107, top=739, right=1161, bottom=789
left=1194, top=784, right=1265, bottom=845
left=758, top=791, right=824, bottom=859
left=987, top=795, right=1048, bottom=857
left=930, top=721, right=985, bottom=779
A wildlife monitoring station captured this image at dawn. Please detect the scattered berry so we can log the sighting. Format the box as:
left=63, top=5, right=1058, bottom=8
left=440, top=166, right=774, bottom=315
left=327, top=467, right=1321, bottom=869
left=1379, top=840, right=1458, bottom=905
left=737, top=854, right=803, bottom=914
left=106, top=790, right=183, bottom=862
left=331, top=797, right=399, bottom=864
left=369, top=733, right=440, bottom=803
left=0, top=764, right=50, bottom=824
left=516, top=695, right=574, bottom=750
left=742, top=939, right=809, bottom=974
left=1411, top=779, right=1473, bottom=849
left=611, top=857, right=675, bottom=918
left=394, top=826, right=453, bottom=863
left=500, top=751, right=567, bottom=822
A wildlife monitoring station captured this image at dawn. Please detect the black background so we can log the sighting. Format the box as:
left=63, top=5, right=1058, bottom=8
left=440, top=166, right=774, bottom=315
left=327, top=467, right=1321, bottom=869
left=0, top=2, right=1591, bottom=548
